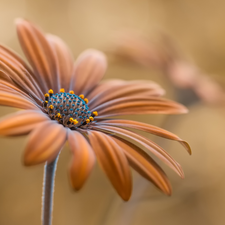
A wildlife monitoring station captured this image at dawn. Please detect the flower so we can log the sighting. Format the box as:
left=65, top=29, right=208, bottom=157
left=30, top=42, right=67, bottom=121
left=0, top=19, right=191, bottom=201
left=112, top=31, right=225, bottom=104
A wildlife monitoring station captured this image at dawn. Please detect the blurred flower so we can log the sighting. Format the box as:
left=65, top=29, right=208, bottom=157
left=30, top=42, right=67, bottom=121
left=111, top=31, right=167, bottom=69
left=0, top=19, right=191, bottom=201
left=111, top=31, right=225, bottom=104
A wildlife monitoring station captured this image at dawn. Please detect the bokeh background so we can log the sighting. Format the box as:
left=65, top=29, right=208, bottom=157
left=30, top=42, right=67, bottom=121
left=0, top=0, right=225, bottom=224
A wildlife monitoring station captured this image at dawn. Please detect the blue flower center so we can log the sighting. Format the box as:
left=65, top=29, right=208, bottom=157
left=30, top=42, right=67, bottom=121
left=43, top=89, right=97, bottom=128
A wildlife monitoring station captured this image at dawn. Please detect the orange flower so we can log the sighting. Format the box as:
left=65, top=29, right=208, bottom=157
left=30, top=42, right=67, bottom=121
left=0, top=19, right=191, bottom=201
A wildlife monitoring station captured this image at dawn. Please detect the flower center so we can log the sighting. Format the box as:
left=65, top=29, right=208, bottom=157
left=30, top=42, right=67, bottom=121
left=42, top=88, right=98, bottom=129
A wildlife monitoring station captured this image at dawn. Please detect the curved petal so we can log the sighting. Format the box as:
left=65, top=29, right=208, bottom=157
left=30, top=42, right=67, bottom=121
left=0, top=80, right=42, bottom=107
left=112, top=136, right=172, bottom=195
left=91, top=125, right=184, bottom=178
left=70, top=49, right=107, bottom=95
left=88, top=130, right=132, bottom=201
left=88, top=80, right=165, bottom=109
left=0, top=110, right=49, bottom=136
left=0, top=61, right=42, bottom=100
left=86, top=79, right=126, bottom=100
left=92, top=96, right=188, bottom=116
left=68, top=130, right=95, bottom=190
left=16, top=19, right=58, bottom=92
left=0, top=91, right=41, bottom=110
left=0, top=70, right=12, bottom=83
left=0, top=44, right=43, bottom=97
left=95, top=119, right=191, bottom=154
left=47, top=34, right=74, bottom=92
left=24, top=121, right=67, bottom=166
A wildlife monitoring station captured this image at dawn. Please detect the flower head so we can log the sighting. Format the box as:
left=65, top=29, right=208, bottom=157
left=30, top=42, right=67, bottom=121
left=0, top=19, right=191, bottom=201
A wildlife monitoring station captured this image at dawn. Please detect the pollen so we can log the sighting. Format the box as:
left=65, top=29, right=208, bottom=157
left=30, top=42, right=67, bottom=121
left=92, top=111, right=98, bottom=116
left=56, top=113, right=62, bottom=119
left=84, top=98, right=89, bottom=104
left=79, top=94, right=84, bottom=99
left=48, top=89, right=54, bottom=97
left=73, top=119, right=78, bottom=124
left=42, top=89, right=97, bottom=129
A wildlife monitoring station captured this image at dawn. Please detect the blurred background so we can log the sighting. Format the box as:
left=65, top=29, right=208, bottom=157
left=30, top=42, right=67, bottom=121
left=0, top=0, right=225, bottom=224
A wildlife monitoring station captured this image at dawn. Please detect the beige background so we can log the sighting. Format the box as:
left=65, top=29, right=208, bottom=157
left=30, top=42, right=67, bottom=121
left=0, top=0, right=225, bottom=224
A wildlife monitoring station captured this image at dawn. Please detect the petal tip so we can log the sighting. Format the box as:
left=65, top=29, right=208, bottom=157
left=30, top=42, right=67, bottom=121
left=80, top=49, right=107, bottom=65
left=15, top=18, right=26, bottom=26
left=182, top=141, right=192, bottom=155
left=23, top=156, right=36, bottom=166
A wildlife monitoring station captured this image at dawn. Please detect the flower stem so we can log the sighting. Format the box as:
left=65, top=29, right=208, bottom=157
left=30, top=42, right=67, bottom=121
left=42, top=155, right=59, bottom=225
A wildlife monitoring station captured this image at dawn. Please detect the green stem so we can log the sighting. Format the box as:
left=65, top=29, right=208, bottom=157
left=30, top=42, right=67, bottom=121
left=42, top=155, right=59, bottom=225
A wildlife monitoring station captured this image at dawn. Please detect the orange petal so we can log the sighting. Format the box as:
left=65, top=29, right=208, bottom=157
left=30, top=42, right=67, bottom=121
left=0, top=110, right=49, bottom=136
left=86, top=79, right=126, bottom=100
left=15, top=19, right=57, bottom=91
left=88, top=130, right=132, bottom=201
left=88, top=80, right=164, bottom=109
left=96, top=119, right=191, bottom=155
left=92, top=96, right=187, bottom=116
left=0, top=80, right=42, bottom=106
left=68, top=130, right=95, bottom=190
left=70, top=49, right=107, bottom=95
left=47, top=34, right=74, bottom=92
left=24, top=121, right=67, bottom=166
left=0, top=91, right=40, bottom=110
left=112, top=136, right=172, bottom=195
left=0, top=44, right=43, bottom=97
left=0, top=61, right=42, bottom=100
left=91, top=125, right=184, bottom=178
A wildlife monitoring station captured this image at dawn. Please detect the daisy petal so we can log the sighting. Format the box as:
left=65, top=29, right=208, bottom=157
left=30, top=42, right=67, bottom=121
left=88, top=130, right=132, bottom=201
left=88, top=80, right=165, bottom=109
left=0, top=44, right=43, bottom=97
left=91, top=125, right=184, bottom=178
left=96, top=119, right=191, bottom=154
left=0, top=80, right=42, bottom=106
left=16, top=19, right=57, bottom=91
left=70, top=49, right=107, bottom=95
left=112, top=136, right=172, bottom=195
left=0, top=70, right=12, bottom=83
left=0, top=61, right=42, bottom=100
left=0, top=110, right=49, bottom=136
left=92, top=96, right=188, bottom=115
left=86, top=79, right=126, bottom=100
left=68, top=130, right=95, bottom=190
left=0, top=91, right=41, bottom=110
left=47, top=34, right=74, bottom=92
left=24, top=121, right=67, bottom=166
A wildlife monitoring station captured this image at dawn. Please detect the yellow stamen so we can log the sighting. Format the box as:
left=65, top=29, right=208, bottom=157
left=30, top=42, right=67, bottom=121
left=49, top=105, right=54, bottom=110
left=60, top=88, right=65, bottom=93
left=84, top=98, right=89, bottom=104
left=89, top=116, right=94, bottom=121
left=93, top=111, right=98, bottom=116
left=73, top=119, right=78, bottom=124
left=45, top=93, right=49, bottom=97
left=79, top=94, right=84, bottom=99
left=48, top=89, right=54, bottom=94
left=69, top=90, right=74, bottom=94
left=86, top=119, right=90, bottom=123
left=56, top=113, right=62, bottom=119
left=45, top=101, right=48, bottom=104
left=69, top=117, right=74, bottom=123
